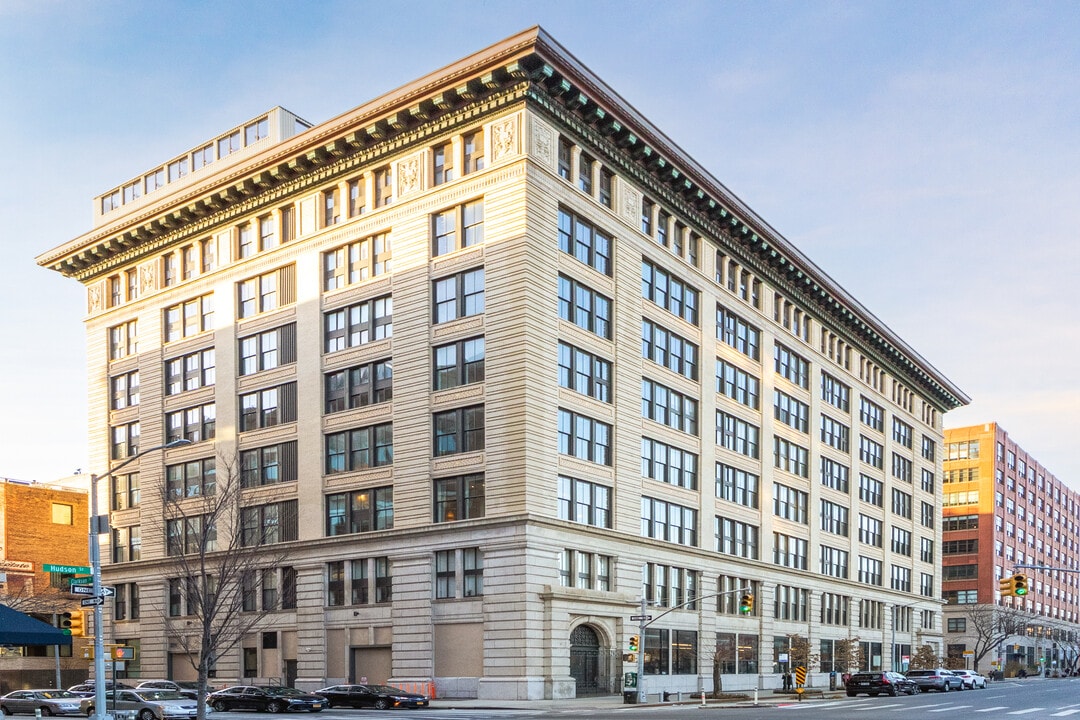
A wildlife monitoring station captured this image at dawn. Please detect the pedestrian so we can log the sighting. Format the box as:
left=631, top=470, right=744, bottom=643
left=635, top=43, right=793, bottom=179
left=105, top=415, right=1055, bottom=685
left=1018, top=667, right=1027, bottom=679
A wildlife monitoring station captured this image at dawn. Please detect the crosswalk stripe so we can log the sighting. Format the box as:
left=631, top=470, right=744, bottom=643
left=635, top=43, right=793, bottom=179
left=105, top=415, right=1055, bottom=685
left=929, top=707, right=972, bottom=713
left=1008, top=710, right=1047, bottom=715
left=975, top=708, right=1010, bottom=713
left=1051, top=712, right=1080, bottom=718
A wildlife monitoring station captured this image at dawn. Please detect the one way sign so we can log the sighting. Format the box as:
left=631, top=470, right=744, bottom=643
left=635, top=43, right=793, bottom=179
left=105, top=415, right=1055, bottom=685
left=70, top=584, right=115, bottom=597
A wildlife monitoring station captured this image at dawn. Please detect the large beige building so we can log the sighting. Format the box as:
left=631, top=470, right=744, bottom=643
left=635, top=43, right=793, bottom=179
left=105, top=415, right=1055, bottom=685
left=37, top=28, right=968, bottom=699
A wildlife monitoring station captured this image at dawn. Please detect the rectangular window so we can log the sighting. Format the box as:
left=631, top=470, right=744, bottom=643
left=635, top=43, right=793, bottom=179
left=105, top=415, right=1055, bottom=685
left=110, top=370, right=140, bottom=410
left=858, top=514, right=883, bottom=547
left=773, top=533, right=808, bottom=569
left=820, top=457, right=850, bottom=493
left=324, top=295, right=393, bottom=353
left=322, top=187, right=340, bottom=227
left=558, top=275, right=612, bottom=339
left=325, top=487, right=394, bottom=535
left=240, top=500, right=298, bottom=547
left=773, top=436, right=809, bottom=478
left=432, top=142, right=454, bottom=185
left=164, top=295, right=214, bottom=343
left=165, top=403, right=216, bottom=444
left=716, top=463, right=759, bottom=508
left=558, top=341, right=611, bottom=402
left=434, top=267, right=484, bottom=323
left=820, top=499, right=849, bottom=536
left=112, top=472, right=140, bottom=511
left=641, top=497, right=698, bottom=546
left=716, top=411, right=760, bottom=459
left=820, top=547, right=849, bottom=580
left=773, top=390, right=809, bottom=433
left=774, top=585, right=809, bottom=622
left=322, top=233, right=393, bottom=290
left=642, top=437, right=698, bottom=490
left=892, top=418, right=913, bottom=448
left=165, top=457, right=217, bottom=498
left=773, top=482, right=808, bottom=523
left=715, top=358, right=760, bottom=409
left=239, top=323, right=296, bottom=376
left=558, top=208, right=613, bottom=276
left=774, top=342, right=809, bottom=389
left=433, top=201, right=484, bottom=257
left=859, top=435, right=884, bottom=469
left=577, top=152, right=594, bottom=193
left=716, top=304, right=760, bottom=360
left=859, top=474, right=883, bottom=507
left=892, top=453, right=913, bottom=483
left=112, top=526, right=140, bottom=563
left=860, top=397, right=884, bottom=431
left=325, top=359, right=393, bottom=412
left=434, top=337, right=485, bottom=390
left=433, top=405, right=485, bottom=456
left=821, top=372, right=850, bottom=411
left=238, top=382, right=297, bottom=432
left=374, top=165, right=393, bottom=207
left=109, top=320, right=139, bottom=360
left=240, top=441, right=298, bottom=488
left=641, top=379, right=698, bottom=435
left=111, top=421, right=140, bottom=460
left=165, top=348, right=215, bottom=396
left=642, top=319, right=698, bottom=380
left=557, top=136, right=573, bottom=180
left=858, top=556, right=883, bottom=586
left=892, top=488, right=913, bottom=519
left=557, top=475, right=612, bottom=528
left=244, top=117, right=268, bottom=145
left=433, top=474, right=485, bottom=522
left=642, top=260, right=699, bottom=324
left=820, top=415, right=850, bottom=452
left=324, top=423, right=393, bottom=473
left=463, top=129, right=485, bottom=174
left=237, top=265, right=295, bottom=319
left=557, top=408, right=612, bottom=465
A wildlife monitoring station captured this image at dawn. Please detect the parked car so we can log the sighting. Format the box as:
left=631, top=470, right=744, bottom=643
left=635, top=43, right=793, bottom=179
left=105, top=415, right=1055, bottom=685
left=904, top=668, right=964, bottom=692
left=1, top=690, right=85, bottom=716
left=79, top=689, right=199, bottom=720
left=950, top=669, right=987, bottom=689
left=67, top=683, right=134, bottom=697
left=134, top=682, right=213, bottom=701
left=315, top=684, right=429, bottom=710
left=206, top=686, right=324, bottom=713
left=844, top=672, right=919, bottom=697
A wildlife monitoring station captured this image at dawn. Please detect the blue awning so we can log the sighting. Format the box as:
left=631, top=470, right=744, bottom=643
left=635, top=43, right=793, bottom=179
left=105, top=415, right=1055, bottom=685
left=0, top=603, right=73, bottom=646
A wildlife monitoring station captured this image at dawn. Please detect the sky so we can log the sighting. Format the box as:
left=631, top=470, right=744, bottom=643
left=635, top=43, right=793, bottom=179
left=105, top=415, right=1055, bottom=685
left=1, top=1, right=1078, bottom=486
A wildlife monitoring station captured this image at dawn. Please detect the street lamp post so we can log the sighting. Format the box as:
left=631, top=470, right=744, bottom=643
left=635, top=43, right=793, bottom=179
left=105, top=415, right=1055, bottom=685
left=88, top=439, right=191, bottom=720
left=891, top=602, right=918, bottom=672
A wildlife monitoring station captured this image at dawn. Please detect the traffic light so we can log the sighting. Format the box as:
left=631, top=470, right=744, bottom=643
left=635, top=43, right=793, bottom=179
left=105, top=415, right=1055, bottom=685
left=628, top=635, right=639, bottom=652
left=1000, top=574, right=1030, bottom=597
left=59, top=611, right=85, bottom=637
left=739, top=593, right=754, bottom=615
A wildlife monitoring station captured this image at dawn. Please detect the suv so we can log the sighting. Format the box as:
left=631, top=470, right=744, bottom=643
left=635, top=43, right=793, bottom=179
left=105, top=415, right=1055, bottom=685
left=904, top=668, right=964, bottom=692
left=950, top=669, right=987, bottom=689
left=845, top=671, right=918, bottom=697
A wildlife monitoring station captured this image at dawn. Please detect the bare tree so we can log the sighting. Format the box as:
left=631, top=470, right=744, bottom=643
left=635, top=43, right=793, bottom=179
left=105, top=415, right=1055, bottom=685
left=787, top=634, right=820, bottom=682
left=962, top=603, right=1030, bottom=673
left=148, top=455, right=291, bottom=720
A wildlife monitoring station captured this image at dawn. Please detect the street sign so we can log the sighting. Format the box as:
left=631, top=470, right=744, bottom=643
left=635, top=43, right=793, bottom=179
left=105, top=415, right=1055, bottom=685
left=70, top=584, right=95, bottom=596
left=44, top=563, right=92, bottom=575
left=100, top=586, right=115, bottom=597
left=629, top=615, right=652, bottom=621
left=80, top=596, right=105, bottom=607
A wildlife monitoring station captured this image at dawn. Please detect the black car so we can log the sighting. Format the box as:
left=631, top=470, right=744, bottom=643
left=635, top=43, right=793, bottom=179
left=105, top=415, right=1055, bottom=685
left=845, top=671, right=919, bottom=697
left=206, top=686, right=324, bottom=713
left=315, top=685, right=429, bottom=710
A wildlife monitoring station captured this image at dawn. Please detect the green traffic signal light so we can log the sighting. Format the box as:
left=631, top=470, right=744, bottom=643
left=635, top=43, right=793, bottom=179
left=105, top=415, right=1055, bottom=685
left=1013, top=574, right=1029, bottom=596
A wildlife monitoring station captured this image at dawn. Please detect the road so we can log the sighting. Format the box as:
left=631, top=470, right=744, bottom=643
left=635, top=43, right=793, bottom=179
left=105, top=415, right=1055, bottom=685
left=203, top=679, right=1080, bottom=719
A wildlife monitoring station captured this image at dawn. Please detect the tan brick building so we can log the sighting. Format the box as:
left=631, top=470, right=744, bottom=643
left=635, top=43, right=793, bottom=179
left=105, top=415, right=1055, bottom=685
left=0, top=477, right=91, bottom=689
left=37, top=28, right=967, bottom=699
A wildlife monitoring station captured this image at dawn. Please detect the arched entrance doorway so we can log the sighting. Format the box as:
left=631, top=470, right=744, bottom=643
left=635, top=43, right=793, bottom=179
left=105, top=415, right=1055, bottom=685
left=569, top=624, right=615, bottom=696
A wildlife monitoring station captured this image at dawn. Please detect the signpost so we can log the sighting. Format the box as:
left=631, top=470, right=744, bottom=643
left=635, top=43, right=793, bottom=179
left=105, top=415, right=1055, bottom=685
left=80, top=597, right=105, bottom=607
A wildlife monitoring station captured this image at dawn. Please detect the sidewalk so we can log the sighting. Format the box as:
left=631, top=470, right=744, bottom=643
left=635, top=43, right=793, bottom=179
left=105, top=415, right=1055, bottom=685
left=428, top=689, right=848, bottom=712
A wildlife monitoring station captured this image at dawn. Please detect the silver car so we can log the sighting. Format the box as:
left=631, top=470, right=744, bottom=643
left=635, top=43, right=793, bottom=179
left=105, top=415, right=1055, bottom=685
left=1, top=690, right=84, bottom=717
left=79, top=690, right=200, bottom=720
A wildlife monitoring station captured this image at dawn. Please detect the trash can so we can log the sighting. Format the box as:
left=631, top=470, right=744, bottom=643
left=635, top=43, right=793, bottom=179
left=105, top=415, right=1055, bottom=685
left=830, top=671, right=837, bottom=690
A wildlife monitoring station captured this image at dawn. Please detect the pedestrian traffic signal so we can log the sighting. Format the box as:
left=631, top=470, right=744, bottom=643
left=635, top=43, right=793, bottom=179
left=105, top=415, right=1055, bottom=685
left=628, top=635, right=639, bottom=652
left=622, top=653, right=637, bottom=663
left=59, top=611, right=85, bottom=637
left=1013, top=573, right=1029, bottom=596
left=739, top=593, right=754, bottom=614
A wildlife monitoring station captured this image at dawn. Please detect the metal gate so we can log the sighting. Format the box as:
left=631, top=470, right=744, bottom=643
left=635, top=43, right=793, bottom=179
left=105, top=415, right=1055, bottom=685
left=569, top=625, right=617, bottom=696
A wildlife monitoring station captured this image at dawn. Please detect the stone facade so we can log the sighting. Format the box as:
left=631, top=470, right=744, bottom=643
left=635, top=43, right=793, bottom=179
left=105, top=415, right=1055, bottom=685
left=38, top=28, right=967, bottom=699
